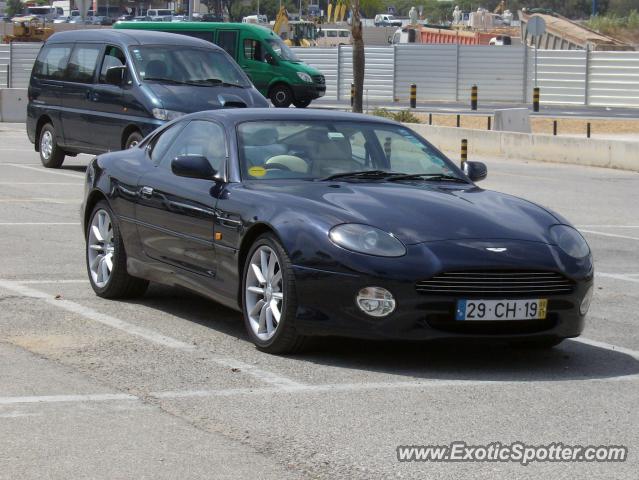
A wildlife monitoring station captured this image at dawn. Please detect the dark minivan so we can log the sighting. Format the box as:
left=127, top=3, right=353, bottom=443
left=27, top=29, right=269, bottom=168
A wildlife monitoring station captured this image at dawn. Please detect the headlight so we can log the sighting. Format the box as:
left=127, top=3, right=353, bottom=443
left=329, top=224, right=406, bottom=257
left=152, top=108, right=185, bottom=121
left=550, top=225, right=590, bottom=258
left=296, top=71, right=312, bottom=83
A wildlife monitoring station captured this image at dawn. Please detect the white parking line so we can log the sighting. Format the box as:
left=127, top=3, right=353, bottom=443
left=5, top=164, right=85, bottom=179
left=572, top=337, right=639, bottom=361
left=580, top=229, right=639, bottom=241
left=17, top=279, right=86, bottom=284
left=578, top=225, right=639, bottom=229
left=597, top=273, right=639, bottom=284
left=0, top=198, right=80, bottom=204
left=0, top=393, right=137, bottom=405
left=0, top=280, right=196, bottom=351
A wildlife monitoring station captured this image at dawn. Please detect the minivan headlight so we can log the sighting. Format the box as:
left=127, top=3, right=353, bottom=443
left=152, top=108, right=185, bottom=121
left=550, top=225, right=590, bottom=258
left=296, top=71, right=312, bottom=83
left=329, top=224, right=406, bottom=257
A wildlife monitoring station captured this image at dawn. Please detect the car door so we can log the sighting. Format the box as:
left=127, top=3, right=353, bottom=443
left=60, top=42, right=104, bottom=151
left=241, top=38, right=271, bottom=91
left=215, top=29, right=239, bottom=60
left=135, top=119, right=227, bottom=277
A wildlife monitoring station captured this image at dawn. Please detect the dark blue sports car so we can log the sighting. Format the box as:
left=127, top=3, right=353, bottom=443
left=81, top=109, right=594, bottom=353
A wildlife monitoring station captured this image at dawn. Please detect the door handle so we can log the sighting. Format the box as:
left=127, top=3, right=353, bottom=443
left=140, top=186, right=154, bottom=198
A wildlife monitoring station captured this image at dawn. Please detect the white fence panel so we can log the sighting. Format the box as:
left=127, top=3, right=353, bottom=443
left=532, top=49, right=587, bottom=104
left=290, top=48, right=338, bottom=100
left=10, top=42, right=42, bottom=88
left=394, top=44, right=457, bottom=102
left=588, top=51, right=639, bottom=107
left=0, top=44, right=9, bottom=88
left=338, top=46, right=394, bottom=101
left=459, top=46, right=526, bottom=102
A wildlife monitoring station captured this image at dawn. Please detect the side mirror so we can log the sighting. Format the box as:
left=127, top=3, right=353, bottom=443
left=463, top=161, right=487, bottom=182
left=387, top=35, right=392, bottom=44
left=264, top=53, right=277, bottom=65
left=171, top=155, right=216, bottom=180
left=105, top=65, right=126, bottom=86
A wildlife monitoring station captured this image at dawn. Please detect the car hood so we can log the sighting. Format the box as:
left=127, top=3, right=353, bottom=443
left=250, top=181, right=561, bottom=245
left=145, top=83, right=269, bottom=111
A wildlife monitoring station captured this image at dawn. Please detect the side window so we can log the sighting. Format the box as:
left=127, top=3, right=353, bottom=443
left=243, top=39, right=263, bottom=61
left=339, top=31, right=350, bottom=38
left=67, top=44, right=102, bottom=83
left=216, top=30, right=238, bottom=58
left=160, top=120, right=226, bottom=173
left=32, top=44, right=72, bottom=80
left=327, top=30, right=337, bottom=38
left=179, top=31, right=214, bottom=43
left=374, top=129, right=450, bottom=174
left=150, top=122, right=185, bottom=165
left=99, top=45, right=126, bottom=83
left=348, top=131, right=368, bottom=166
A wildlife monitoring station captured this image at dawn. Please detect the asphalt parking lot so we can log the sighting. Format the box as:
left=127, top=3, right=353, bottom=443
left=1, top=122, right=638, bottom=479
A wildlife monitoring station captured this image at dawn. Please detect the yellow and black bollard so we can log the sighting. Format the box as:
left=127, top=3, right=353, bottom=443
left=461, top=139, right=468, bottom=168
left=350, top=83, right=355, bottom=107
left=587, top=122, right=591, bottom=138
left=533, top=87, right=540, bottom=112
left=471, top=85, right=478, bottom=111
left=487, top=116, right=491, bottom=130
left=428, top=113, right=432, bottom=125
left=410, top=84, right=417, bottom=109
left=456, top=114, right=461, bottom=128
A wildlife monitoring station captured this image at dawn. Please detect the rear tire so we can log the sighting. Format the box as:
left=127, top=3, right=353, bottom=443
left=242, top=233, right=308, bottom=354
left=269, top=84, right=293, bottom=108
left=293, top=99, right=311, bottom=108
left=124, top=131, right=143, bottom=149
left=86, top=200, right=149, bottom=299
left=39, top=123, right=65, bottom=168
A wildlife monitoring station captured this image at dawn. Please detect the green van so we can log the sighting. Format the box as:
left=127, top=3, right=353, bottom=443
left=114, top=22, right=326, bottom=108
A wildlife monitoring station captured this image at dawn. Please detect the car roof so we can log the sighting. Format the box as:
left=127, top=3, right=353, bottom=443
left=45, top=28, right=219, bottom=50
left=183, top=108, right=400, bottom=127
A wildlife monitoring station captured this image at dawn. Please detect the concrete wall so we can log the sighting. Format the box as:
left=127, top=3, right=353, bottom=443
left=0, top=88, right=27, bottom=122
left=407, top=123, right=639, bottom=172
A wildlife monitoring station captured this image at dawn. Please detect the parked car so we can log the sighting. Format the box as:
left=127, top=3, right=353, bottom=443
left=201, top=13, right=224, bottom=22
left=80, top=108, right=594, bottom=353
left=117, top=14, right=135, bottom=21
left=317, top=28, right=351, bottom=47
left=374, top=14, right=402, bottom=27
left=115, top=21, right=325, bottom=108
left=131, top=15, right=152, bottom=22
left=147, top=8, right=173, bottom=21
left=27, top=29, right=268, bottom=168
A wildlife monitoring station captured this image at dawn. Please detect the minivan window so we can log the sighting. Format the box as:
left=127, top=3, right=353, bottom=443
left=32, top=44, right=72, bottom=80
left=265, top=38, right=298, bottom=61
left=67, top=44, right=102, bottom=83
left=129, top=45, right=250, bottom=87
left=327, top=30, right=337, bottom=38
left=243, top=39, right=263, bottom=61
left=217, top=30, right=238, bottom=58
left=99, top=46, right=126, bottom=83
left=180, top=30, right=214, bottom=42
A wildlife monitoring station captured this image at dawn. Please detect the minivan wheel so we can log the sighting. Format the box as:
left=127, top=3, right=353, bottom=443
left=293, top=99, right=311, bottom=108
left=86, top=201, right=149, bottom=299
left=242, top=233, right=308, bottom=354
left=269, top=85, right=293, bottom=108
left=124, top=131, right=143, bottom=149
left=39, top=123, right=65, bottom=168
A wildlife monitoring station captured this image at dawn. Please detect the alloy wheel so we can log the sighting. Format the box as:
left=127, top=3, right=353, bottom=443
left=245, top=246, right=284, bottom=341
left=40, top=130, right=53, bottom=160
left=87, top=209, right=115, bottom=288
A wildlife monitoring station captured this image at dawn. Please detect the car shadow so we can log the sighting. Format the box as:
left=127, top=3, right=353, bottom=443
left=131, top=284, right=639, bottom=384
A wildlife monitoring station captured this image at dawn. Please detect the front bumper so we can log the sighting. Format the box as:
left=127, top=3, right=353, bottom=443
left=291, top=240, right=593, bottom=342
left=291, top=82, right=326, bottom=101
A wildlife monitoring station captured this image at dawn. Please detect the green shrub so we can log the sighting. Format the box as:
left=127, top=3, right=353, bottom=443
left=371, top=108, right=422, bottom=124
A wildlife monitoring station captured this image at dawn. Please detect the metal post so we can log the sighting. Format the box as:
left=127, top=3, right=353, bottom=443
left=336, top=44, right=341, bottom=101
left=587, top=122, right=591, bottom=138
left=471, top=85, right=478, bottom=110
left=533, top=87, right=540, bottom=112
left=522, top=45, right=528, bottom=103
left=351, top=83, right=355, bottom=107
left=428, top=113, right=432, bottom=125
left=455, top=41, right=460, bottom=102
left=584, top=45, right=590, bottom=106
left=461, top=139, right=468, bottom=167
left=410, top=84, right=416, bottom=109
left=487, top=116, right=491, bottom=130
left=534, top=43, right=538, bottom=87
left=456, top=114, right=460, bottom=128
left=553, top=120, right=557, bottom=136
left=8, top=41, right=12, bottom=89
left=392, top=44, right=397, bottom=102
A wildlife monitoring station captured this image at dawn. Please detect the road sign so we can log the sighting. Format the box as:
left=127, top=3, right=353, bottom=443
left=527, top=16, right=546, bottom=37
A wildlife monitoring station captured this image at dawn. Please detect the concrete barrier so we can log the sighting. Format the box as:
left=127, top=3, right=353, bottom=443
left=0, top=88, right=27, bottom=122
left=407, top=123, right=639, bottom=172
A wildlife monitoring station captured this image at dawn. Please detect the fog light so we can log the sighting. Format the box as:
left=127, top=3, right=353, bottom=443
left=580, top=285, right=594, bottom=315
left=356, top=287, right=396, bottom=317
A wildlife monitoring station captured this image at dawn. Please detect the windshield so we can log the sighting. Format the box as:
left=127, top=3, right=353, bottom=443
left=265, top=38, right=299, bottom=61
left=238, top=121, right=463, bottom=181
left=27, top=7, right=54, bottom=14
left=129, top=45, right=251, bottom=87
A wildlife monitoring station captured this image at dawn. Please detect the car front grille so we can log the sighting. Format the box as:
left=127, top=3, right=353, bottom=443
left=312, top=74, right=325, bottom=85
left=415, top=271, right=575, bottom=296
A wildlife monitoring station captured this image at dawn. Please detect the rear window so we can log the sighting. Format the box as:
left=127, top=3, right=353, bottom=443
left=32, top=44, right=72, bottom=80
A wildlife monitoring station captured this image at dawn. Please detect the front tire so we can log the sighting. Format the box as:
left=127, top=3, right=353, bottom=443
left=86, top=201, right=149, bottom=299
left=39, top=123, right=65, bottom=168
left=293, top=99, right=311, bottom=108
left=242, top=233, right=308, bottom=354
left=124, top=131, right=143, bottom=149
left=269, top=84, right=293, bottom=108
left=512, top=337, right=564, bottom=349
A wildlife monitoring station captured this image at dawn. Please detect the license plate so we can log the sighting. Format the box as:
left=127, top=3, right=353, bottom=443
left=455, top=299, right=547, bottom=321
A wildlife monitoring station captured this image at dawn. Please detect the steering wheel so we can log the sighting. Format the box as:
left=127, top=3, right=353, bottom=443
left=263, top=163, right=292, bottom=171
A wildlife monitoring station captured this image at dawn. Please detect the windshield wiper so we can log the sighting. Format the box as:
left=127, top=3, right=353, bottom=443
left=143, top=77, right=192, bottom=85
left=387, top=173, right=468, bottom=183
left=319, top=170, right=399, bottom=181
left=189, top=78, right=246, bottom=88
